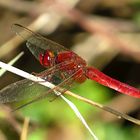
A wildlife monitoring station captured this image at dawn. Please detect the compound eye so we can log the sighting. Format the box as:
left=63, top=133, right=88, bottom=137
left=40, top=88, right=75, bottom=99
left=39, top=51, right=53, bottom=67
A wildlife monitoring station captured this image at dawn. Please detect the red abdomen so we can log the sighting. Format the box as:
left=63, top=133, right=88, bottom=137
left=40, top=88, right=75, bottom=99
left=86, top=67, right=140, bottom=98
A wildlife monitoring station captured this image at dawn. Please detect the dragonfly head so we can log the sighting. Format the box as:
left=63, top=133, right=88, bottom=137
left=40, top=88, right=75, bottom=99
left=39, top=50, right=55, bottom=67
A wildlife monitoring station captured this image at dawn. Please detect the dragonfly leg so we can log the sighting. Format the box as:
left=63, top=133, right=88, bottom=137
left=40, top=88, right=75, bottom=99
left=44, top=68, right=84, bottom=102
left=31, top=72, right=39, bottom=76
left=12, top=68, right=83, bottom=111
left=37, top=60, right=76, bottom=81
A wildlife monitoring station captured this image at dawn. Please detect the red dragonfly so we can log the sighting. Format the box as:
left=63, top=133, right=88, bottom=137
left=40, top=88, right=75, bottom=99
left=0, top=24, right=140, bottom=108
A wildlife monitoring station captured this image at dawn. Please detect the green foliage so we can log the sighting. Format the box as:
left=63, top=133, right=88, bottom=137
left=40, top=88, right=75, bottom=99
left=17, top=80, right=140, bottom=140
left=28, top=129, right=46, bottom=140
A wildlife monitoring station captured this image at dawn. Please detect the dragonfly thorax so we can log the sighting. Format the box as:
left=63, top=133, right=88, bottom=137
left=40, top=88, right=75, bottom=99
left=55, top=51, right=87, bottom=83
left=56, top=51, right=87, bottom=71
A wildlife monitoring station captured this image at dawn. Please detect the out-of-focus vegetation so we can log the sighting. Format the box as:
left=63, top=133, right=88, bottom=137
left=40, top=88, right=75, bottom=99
left=0, top=0, right=140, bottom=140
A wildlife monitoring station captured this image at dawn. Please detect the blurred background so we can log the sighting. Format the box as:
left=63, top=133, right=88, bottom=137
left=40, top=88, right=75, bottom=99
left=0, top=0, right=140, bottom=140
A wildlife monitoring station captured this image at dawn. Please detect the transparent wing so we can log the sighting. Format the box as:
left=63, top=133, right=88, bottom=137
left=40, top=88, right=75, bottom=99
left=12, top=24, right=68, bottom=61
left=0, top=79, right=48, bottom=103
left=12, top=68, right=84, bottom=111
left=0, top=60, right=82, bottom=103
left=0, top=73, right=75, bottom=104
left=0, top=68, right=64, bottom=104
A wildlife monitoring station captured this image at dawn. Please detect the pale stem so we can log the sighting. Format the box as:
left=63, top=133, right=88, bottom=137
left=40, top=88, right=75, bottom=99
left=0, top=61, right=98, bottom=140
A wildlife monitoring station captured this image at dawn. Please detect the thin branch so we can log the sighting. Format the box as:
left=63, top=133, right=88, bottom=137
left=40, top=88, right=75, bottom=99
left=0, top=105, right=22, bottom=134
left=61, top=95, right=98, bottom=140
left=0, top=52, right=24, bottom=76
left=0, top=61, right=140, bottom=125
left=65, top=91, right=140, bottom=125
left=20, top=117, right=30, bottom=140
left=0, top=61, right=98, bottom=140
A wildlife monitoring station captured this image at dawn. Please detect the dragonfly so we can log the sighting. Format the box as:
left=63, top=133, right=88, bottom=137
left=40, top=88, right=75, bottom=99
left=0, top=24, right=140, bottom=122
